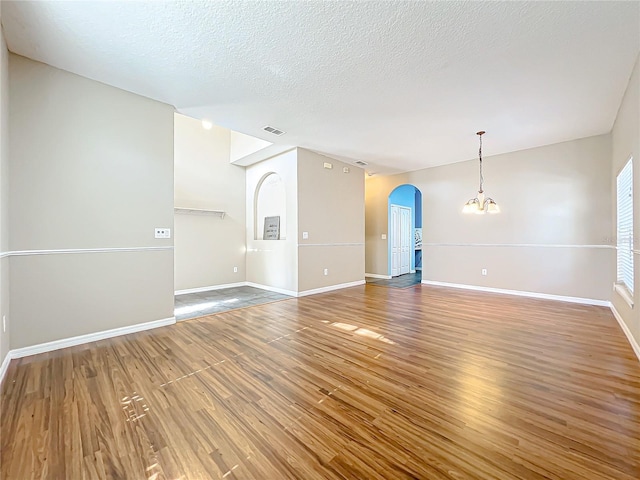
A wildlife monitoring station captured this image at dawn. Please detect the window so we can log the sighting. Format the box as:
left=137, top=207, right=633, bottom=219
left=616, top=158, right=633, bottom=296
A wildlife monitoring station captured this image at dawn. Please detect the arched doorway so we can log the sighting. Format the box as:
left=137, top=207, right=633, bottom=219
left=388, top=185, right=423, bottom=277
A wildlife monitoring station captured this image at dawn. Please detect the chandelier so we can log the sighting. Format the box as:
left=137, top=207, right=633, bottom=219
left=462, top=131, right=500, bottom=214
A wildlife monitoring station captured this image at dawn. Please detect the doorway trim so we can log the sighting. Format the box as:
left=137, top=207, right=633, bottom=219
left=387, top=184, right=423, bottom=278
left=390, top=204, right=412, bottom=277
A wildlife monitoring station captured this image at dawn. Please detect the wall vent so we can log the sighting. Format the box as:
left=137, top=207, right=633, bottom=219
left=355, top=160, right=368, bottom=166
left=263, top=125, right=285, bottom=136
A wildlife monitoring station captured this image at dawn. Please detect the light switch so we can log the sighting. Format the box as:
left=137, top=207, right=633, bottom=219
left=381, top=234, right=387, bottom=240
left=302, top=231, right=309, bottom=239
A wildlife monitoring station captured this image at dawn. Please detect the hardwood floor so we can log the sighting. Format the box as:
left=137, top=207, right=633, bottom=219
left=1, top=284, right=639, bottom=479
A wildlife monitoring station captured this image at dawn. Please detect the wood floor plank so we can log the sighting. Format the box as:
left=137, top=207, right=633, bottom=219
left=2, top=284, right=639, bottom=479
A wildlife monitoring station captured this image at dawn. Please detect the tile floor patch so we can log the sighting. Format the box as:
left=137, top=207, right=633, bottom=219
left=365, top=272, right=421, bottom=289
left=175, top=287, right=292, bottom=321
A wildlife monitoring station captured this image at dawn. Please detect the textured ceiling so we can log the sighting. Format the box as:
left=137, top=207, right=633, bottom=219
left=3, top=1, right=639, bottom=174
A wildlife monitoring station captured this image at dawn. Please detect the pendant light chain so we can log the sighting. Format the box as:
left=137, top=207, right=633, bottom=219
left=478, top=132, right=484, bottom=194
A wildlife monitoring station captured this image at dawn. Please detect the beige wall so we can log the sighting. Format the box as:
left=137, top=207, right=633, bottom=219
left=9, top=55, right=175, bottom=349
left=297, top=149, right=364, bottom=292
left=611, top=53, right=640, bottom=346
left=174, top=114, right=246, bottom=291
left=366, top=134, right=613, bottom=301
left=246, top=149, right=298, bottom=293
left=11, top=251, right=173, bottom=348
left=0, top=10, right=9, bottom=366
left=365, top=173, right=410, bottom=275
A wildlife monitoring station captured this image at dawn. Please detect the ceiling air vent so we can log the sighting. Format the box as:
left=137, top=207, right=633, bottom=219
left=355, top=160, right=368, bottom=166
left=263, top=125, right=285, bottom=136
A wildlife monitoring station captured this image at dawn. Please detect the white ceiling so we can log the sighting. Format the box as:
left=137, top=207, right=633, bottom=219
left=3, top=1, right=639, bottom=174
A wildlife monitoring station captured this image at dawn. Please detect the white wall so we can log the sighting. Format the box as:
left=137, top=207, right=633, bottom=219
left=246, top=149, right=298, bottom=293
left=0, top=6, right=10, bottom=369
left=366, top=134, right=613, bottom=302
left=174, top=114, right=246, bottom=291
left=9, top=55, right=174, bottom=349
left=611, top=53, right=640, bottom=348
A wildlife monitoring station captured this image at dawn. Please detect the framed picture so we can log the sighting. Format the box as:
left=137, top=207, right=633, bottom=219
left=414, top=228, right=422, bottom=250
left=263, top=216, right=281, bottom=240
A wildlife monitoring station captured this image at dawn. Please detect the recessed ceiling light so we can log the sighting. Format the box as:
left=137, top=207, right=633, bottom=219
left=202, top=120, right=213, bottom=130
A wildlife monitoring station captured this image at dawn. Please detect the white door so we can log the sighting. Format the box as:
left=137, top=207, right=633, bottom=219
left=390, top=205, right=412, bottom=277
left=400, top=207, right=411, bottom=275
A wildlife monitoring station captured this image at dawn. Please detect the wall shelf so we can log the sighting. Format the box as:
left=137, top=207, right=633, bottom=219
left=174, top=208, right=226, bottom=219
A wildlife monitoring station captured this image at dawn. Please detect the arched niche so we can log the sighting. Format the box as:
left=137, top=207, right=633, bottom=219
left=254, top=172, right=287, bottom=240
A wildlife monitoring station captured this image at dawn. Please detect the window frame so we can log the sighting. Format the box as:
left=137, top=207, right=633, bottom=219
left=616, top=156, right=634, bottom=306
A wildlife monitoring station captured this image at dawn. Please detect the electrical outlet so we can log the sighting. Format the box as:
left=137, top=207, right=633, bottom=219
left=323, top=268, right=329, bottom=276
left=302, top=232, right=309, bottom=239
left=481, top=268, right=487, bottom=276
left=233, top=266, right=238, bottom=273
left=155, top=228, right=171, bottom=239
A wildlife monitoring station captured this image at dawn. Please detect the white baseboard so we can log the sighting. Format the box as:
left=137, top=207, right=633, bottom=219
left=10, top=317, right=176, bottom=359
left=609, top=303, right=640, bottom=363
left=246, top=280, right=366, bottom=298
left=245, top=282, right=298, bottom=297
left=421, top=280, right=609, bottom=307
left=365, top=273, right=392, bottom=279
left=0, top=350, right=12, bottom=386
left=178, top=279, right=368, bottom=299
left=298, top=280, right=366, bottom=298
left=175, top=282, right=247, bottom=296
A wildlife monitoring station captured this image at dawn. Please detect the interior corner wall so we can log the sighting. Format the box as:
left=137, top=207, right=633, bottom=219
left=0, top=17, right=9, bottom=368
left=611, top=52, right=640, bottom=347
left=9, top=54, right=175, bottom=350
left=365, top=174, right=410, bottom=275
left=229, top=131, right=272, bottom=163
left=246, top=149, right=298, bottom=293
left=174, top=114, right=246, bottom=291
left=297, top=149, right=365, bottom=292
left=365, top=134, right=613, bottom=301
